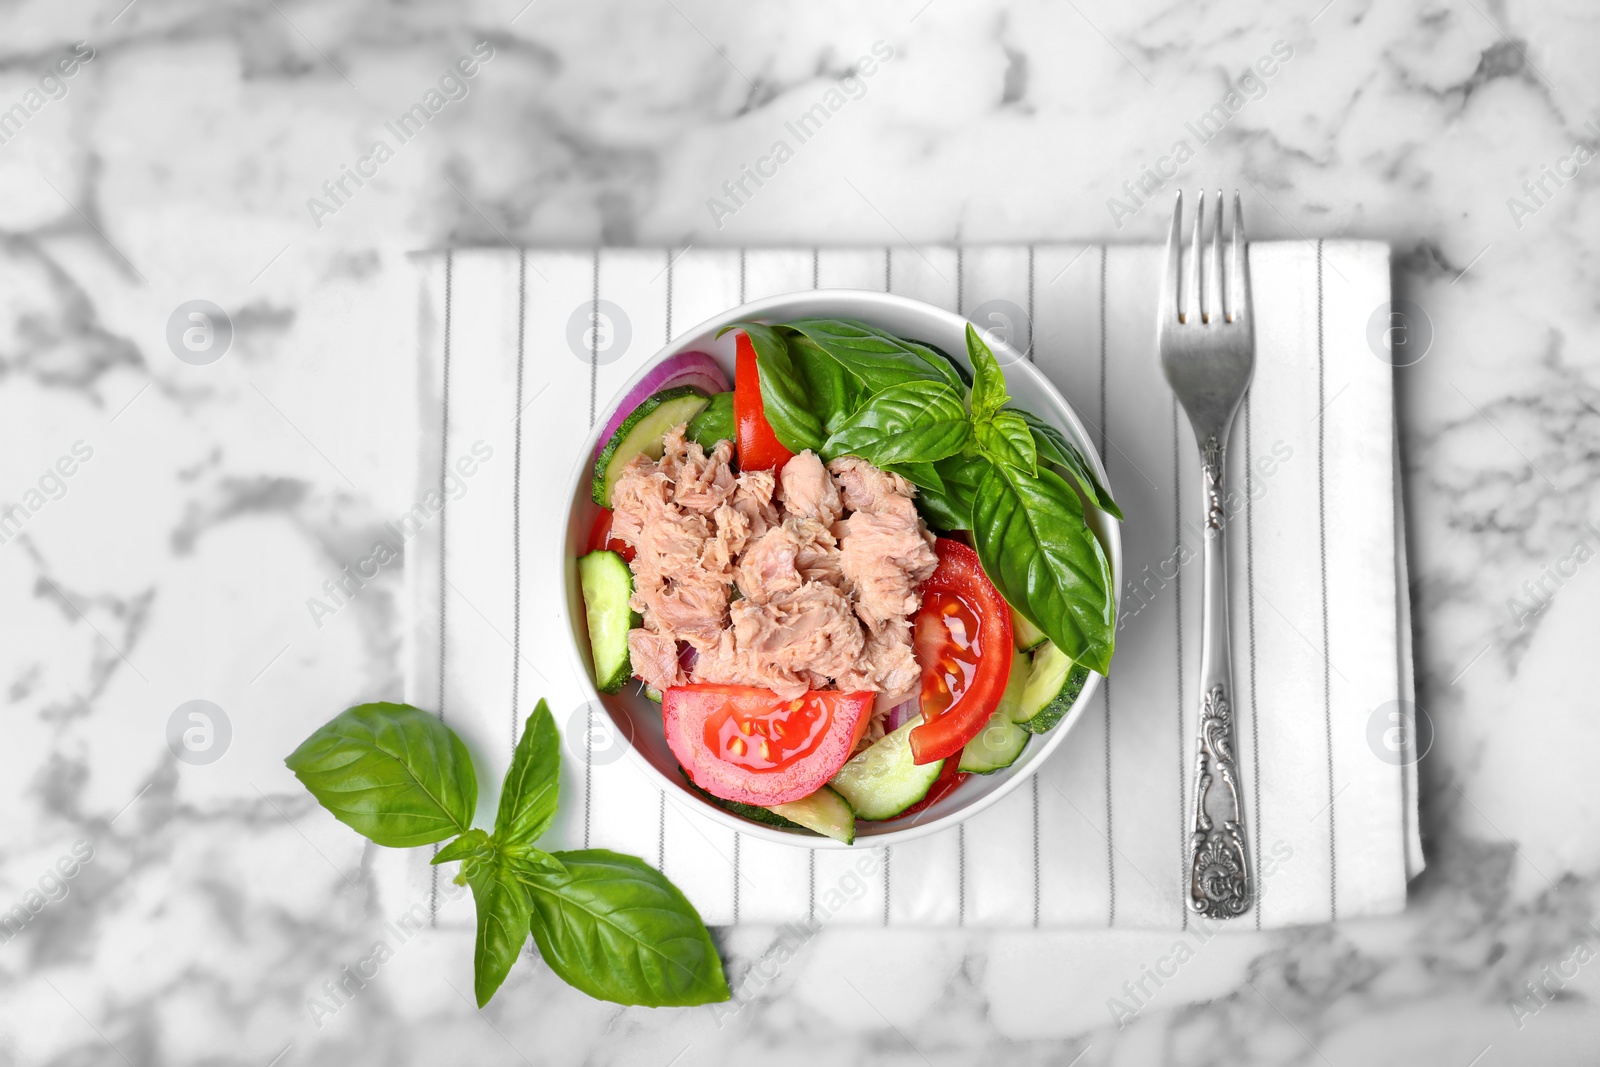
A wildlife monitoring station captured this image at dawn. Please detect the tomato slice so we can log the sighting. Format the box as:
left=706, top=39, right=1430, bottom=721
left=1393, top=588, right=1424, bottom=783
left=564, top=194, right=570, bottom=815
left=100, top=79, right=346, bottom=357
left=908, top=538, right=1014, bottom=765
left=663, top=684, right=872, bottom=806
left=586, top=508, right=635, bottom=562
left=890, top=757, right=968, bottom=821
left=734, top=331, right=795, bottom=472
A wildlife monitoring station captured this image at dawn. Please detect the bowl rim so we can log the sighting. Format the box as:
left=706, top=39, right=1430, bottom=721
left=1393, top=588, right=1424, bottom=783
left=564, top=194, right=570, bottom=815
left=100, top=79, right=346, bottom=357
left=557, top=288, right=1122, bottom=848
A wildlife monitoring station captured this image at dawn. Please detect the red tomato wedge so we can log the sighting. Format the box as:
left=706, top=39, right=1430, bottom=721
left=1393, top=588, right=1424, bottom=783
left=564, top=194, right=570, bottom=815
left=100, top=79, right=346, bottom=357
left=585, top=508, right=634, bottom=562
left=909, top=538, right=1014, bottom=765
left=734, top=331, right=795, bottom=472
left=663, top=684, right=873, bottom=806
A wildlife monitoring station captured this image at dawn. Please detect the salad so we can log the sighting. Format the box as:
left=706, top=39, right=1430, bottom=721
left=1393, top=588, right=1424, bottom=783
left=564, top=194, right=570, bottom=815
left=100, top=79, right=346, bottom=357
left=578, top=317, right=1119, bottom=844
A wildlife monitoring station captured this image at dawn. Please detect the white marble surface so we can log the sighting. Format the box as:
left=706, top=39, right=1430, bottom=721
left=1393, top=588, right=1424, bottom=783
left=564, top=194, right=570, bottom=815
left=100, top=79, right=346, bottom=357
left=1, top=1, right=1597, bottom=1064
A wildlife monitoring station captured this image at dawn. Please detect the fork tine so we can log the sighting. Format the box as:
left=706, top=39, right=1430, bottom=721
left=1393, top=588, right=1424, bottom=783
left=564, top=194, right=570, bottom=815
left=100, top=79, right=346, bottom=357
left=1184, top=189, right=1202, bottom=324
left=1230, top=190, right=1247, bottom=324
left=1204, top=189, right=1223, bottom=324
left=1162, top=190, right=1183, bottom=323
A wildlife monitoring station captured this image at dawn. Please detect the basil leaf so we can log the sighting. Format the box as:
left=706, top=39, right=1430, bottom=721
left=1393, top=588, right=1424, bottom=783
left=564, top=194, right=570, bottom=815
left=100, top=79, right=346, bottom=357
left=790, top=340, right=863, bottom=433
left=523, top=849, right=729, bottom=1007
left=685, top=392, right=734, bottom=448
left=1012, top=408, right=1125, bottom=521
left=914, top=453, right=991, bottom=531
left=821, top=381, right=970, bottom=467
left=912, top=339, right=971, bottom=387
left=783, top=318, right=962, bottom=393
left=971, top=463, right=1116, bottom=675
left=494, top=699, right=561, bottom=852
left=974, top=410, right=1037, bottom=475
left=464, top=855, right=533, bottom=1007
left=966, top=323, right=1008, bottom=419
left=720, top=322, right=826, bottom=453
left=432, top=828, right=493, bottom=867
left=285, top=702, right=477, bottom=848
left=886, top=460, right=945, bottom=494
left=1013, top=406, right=1070, bottom=466
left=508, top=849, right=567, bottom=876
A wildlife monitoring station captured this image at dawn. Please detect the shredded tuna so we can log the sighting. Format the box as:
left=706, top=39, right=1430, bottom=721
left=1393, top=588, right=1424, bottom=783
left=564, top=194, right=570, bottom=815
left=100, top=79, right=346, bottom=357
left=629, top=629, right=684, bottom=692
left=789, top=517, right=843, bottom=586
left=828, top=456, right=936, bottom=670
left=619, top=440, right=935, bottom=728
left=735, top=523, right=803, bottom=604
left=611, top=430, right=735, bottom=651
left=829, top=455, right=920, bottom=521
left=730, top=468, right=780, bottom=539
left=661, top=427, right=736, bottom=514
left=779, top=449, right=843, bottom=525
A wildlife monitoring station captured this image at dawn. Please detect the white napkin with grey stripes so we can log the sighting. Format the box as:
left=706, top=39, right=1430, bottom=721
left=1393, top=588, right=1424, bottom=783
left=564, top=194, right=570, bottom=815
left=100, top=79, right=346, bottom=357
left=377, top=242, right=1422, bottom=930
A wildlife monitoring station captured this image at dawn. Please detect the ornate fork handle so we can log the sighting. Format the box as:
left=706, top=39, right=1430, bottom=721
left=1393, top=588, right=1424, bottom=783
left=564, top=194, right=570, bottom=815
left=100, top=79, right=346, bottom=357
left=1187, top=437, right=1253, bottom=917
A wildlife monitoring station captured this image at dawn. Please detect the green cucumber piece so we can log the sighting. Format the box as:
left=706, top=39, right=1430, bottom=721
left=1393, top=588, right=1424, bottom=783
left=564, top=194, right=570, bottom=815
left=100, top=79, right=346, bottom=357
left=1013, top=641, right=1091, bottom=734
left=592, top=386, right=711, bottom=506
left=767, top=786, right=856, bottom=845
left=680, top=776, right=856, bottom=844
left=681, top=776, right=798, bottom=830
left=577, top=550, right=638, bottom=693
left=686, top=391, right=735, bottom=449
left=1011, top=605, right=1047, bottom=652
left=645, top=686, right=663, bottom=704
left=959, top=709, right=1029, bottom=773
left=829, top=718, right=943, bottom=820
left=997, top=649, right=1030, bottom=721
left=960, top=650, right=1031, bottom=772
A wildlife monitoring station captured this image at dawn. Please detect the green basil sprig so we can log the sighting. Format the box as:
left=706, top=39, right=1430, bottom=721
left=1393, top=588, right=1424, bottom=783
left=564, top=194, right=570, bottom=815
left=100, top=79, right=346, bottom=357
left=967, top=324, right=1010, bottom=422
left=285, top=699, right=728, bottom=1009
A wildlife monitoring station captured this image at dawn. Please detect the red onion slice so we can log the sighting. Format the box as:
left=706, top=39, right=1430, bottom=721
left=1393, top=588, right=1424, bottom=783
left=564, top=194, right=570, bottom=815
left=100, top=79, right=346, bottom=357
left=593, top=351, right=731, bottom=460
left=883, top=698, right=920, bottom=732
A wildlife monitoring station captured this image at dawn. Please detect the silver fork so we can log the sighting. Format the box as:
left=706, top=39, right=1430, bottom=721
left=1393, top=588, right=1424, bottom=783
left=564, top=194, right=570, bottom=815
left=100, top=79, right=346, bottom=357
left=1158, top=189, right=1255, bottom=918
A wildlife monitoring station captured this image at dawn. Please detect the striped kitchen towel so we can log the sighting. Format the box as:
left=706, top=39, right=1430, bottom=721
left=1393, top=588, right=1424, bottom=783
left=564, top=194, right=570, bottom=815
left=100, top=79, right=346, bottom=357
left=373, top=242, right=1422, bottom=930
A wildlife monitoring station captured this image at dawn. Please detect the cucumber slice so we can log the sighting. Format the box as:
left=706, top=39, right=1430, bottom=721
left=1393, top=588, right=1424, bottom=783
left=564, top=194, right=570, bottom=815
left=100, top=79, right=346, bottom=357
left=768, top=786, right=856, bottom=845
left=1012, top=641, right=1091, bottom=734
left=958, top=650, right=1031, bottom=772
left=680, top=776, right=857, bottom=844
left=686, top=391, right=735, bottom=449
left=645, top=686, right=663, bottom=704
left=578, top=550, right=638, bottom=693
left=681, top=775, right=797, bottom=830
left=829, top=718, right=943, bottom=820
left=959, top=709, right=1029, bottom=773
left=592, top=386, right=711, bottom=506
left=1011, top=605, right=1047, bottom=652
left=997, top=649, right=1030, bottom=718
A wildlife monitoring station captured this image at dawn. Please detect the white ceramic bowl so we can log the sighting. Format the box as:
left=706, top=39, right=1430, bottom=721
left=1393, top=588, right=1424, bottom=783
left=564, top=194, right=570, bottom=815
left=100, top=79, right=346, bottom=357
left=559, top=290, right=1122, bottom=848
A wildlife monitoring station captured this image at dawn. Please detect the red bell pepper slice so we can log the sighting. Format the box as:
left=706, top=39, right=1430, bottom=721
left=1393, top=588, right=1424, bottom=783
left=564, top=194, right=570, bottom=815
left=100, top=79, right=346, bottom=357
left=734, top=331, right=795, bottom=472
